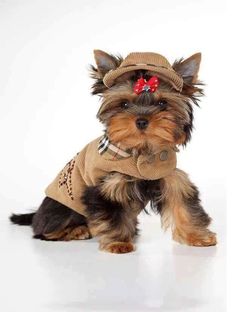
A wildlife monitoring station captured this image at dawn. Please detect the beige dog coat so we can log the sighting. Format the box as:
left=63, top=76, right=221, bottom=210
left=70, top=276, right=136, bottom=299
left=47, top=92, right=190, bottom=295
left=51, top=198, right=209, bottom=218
left=45, top=136, right=177, bottom=216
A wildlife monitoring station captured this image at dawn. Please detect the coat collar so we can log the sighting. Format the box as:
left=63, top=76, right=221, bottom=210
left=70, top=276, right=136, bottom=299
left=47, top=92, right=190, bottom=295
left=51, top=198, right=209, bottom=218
left=98, top=134, right=179, bottom=161
left=98, top=135, right=131, bottom=160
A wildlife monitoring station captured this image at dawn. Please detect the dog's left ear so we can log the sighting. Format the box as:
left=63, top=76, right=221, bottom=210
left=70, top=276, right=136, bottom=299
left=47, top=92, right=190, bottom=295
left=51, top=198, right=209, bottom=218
left=173, top=53, right=201, bottom=85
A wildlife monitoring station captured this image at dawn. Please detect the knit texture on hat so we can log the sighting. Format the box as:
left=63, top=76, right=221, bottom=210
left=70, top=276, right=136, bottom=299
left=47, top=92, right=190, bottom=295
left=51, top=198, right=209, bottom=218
left=103, top=52, right=183, bottom=91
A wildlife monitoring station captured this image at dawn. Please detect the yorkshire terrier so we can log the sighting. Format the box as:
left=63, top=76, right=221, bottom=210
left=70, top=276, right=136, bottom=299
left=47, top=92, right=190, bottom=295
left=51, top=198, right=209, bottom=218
left=10, top=50, right=217, bottom=253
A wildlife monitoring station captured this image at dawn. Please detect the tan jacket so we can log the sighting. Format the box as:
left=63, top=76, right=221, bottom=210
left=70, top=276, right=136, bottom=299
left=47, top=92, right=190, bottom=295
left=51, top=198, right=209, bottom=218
left=45, top=136, right=177, bottom=216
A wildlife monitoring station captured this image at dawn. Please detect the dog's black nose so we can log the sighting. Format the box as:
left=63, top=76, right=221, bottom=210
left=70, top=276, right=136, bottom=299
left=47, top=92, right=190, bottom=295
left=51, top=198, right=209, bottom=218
left=136, top=118, right=149, bottom=130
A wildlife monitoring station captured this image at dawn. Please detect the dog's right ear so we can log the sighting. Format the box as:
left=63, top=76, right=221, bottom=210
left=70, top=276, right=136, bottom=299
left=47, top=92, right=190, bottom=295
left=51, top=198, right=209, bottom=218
left=90, top=50, right=123, bottom=95
left=94, top=50, right=120, bottom=76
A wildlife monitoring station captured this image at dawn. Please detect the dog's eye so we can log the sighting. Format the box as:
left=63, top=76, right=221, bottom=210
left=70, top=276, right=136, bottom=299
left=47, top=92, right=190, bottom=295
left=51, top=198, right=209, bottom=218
left=121, top=102, right=130, bottom=109
left=156, top=100, right=167, bottom=110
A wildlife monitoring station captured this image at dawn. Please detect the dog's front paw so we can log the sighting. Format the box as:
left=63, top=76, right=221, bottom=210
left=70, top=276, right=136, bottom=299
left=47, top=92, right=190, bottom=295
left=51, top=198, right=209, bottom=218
left=189, top=230, right=217, bottom=247
left=173, top=228, right=217, bottom=247
left=101, top=241, right=135, bottom=254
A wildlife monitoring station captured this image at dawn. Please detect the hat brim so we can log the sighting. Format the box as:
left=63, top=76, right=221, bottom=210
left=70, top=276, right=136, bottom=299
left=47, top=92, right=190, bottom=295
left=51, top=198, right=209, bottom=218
left=103, top=65, right=183, bottom=91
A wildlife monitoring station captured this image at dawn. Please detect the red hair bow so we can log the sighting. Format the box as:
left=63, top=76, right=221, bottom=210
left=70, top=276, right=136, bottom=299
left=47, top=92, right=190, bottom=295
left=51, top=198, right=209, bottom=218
left=133, top=76, right=159, bottom=94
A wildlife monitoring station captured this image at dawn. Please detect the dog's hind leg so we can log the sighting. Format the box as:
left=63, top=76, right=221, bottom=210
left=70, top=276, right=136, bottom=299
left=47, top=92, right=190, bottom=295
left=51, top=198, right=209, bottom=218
left=32, top=197, right=91, bottom=241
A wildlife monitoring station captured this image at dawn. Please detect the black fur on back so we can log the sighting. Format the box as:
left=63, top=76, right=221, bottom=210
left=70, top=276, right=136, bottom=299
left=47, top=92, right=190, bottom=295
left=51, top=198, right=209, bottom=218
left=10, top=197, right=87, bottom=240
left=32, top=197, right=87, bottom=238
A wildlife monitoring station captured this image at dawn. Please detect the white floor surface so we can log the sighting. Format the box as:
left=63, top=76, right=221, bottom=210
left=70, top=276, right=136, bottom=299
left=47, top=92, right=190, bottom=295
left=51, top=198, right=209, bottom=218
left=0, top=193, right=226, bottom=312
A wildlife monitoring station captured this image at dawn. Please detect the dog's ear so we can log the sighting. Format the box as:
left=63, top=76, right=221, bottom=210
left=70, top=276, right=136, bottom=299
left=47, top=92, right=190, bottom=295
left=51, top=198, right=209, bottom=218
left=93, top=50, right=121, bottom=77
left=173, top=53, right=203, bottom=96
left=90, top=50, right=123, bottom=95
left=173, top=53, right=203, bottom=143
left=173, top=53, right=201, bottom=84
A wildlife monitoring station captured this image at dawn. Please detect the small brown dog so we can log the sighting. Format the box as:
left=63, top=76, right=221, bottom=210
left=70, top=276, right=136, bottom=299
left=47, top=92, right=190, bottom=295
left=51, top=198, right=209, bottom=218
left=10, top=50, right=217, bottom=253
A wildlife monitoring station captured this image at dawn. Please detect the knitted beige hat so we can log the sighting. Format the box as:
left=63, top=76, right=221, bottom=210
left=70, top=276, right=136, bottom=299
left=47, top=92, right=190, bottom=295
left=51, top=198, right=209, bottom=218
left=103, top=52, right=183, bottom=91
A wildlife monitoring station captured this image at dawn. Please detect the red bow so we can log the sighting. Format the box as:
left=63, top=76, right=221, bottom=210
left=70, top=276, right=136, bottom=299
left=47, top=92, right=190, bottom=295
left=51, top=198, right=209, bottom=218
left=133, top=76, right=159, bottom=94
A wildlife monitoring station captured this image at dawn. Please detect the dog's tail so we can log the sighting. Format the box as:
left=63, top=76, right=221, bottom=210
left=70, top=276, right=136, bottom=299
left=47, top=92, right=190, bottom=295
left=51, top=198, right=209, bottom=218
left=9, top=212, right=35, bottom=226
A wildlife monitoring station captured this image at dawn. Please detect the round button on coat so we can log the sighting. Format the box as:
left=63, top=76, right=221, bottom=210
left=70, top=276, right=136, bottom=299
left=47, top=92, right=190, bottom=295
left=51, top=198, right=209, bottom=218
left=159, top=150, right=168, bottom=161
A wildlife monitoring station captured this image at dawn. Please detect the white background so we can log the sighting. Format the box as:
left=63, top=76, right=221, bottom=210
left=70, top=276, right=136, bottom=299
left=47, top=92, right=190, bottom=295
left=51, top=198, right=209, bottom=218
left=0, top=0, right=229, bottom=311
